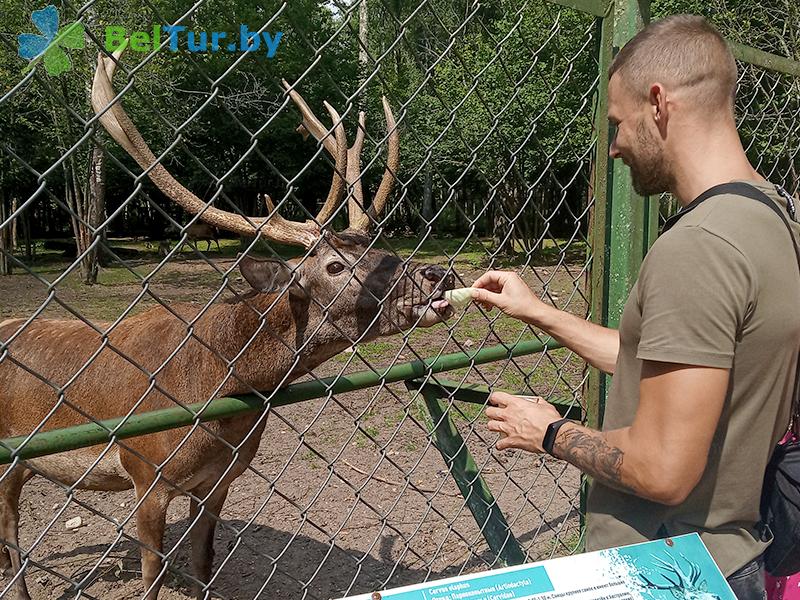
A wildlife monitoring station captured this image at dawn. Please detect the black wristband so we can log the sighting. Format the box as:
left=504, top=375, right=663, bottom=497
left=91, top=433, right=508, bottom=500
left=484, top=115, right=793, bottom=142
left=542, top=417, right=571, bottom=456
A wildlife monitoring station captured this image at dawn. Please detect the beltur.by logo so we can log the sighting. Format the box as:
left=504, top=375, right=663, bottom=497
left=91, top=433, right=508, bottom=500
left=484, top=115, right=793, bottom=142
left=17, top=5, right=85, bottom=76
left=105, top=25, right=283, bottom=58
left=17, top=4, right=285, bottom=78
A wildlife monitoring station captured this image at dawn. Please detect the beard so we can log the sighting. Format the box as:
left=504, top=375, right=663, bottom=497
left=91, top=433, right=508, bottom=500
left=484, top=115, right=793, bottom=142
left=628, top=119, right=673, bottom=196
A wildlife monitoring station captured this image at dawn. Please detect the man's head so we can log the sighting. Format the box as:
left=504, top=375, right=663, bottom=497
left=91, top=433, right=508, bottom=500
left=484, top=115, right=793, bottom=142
left=607, top=15, right=738, bottom=195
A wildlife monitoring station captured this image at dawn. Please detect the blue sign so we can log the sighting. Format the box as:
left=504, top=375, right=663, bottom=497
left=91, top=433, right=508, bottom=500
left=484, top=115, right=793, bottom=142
left=339, top=534, right=735, bottom=600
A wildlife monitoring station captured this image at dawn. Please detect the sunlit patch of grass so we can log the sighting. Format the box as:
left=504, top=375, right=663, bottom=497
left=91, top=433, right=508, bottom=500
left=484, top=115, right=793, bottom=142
left=353, top=425, right=379, bottom=448
left=539, top=529, right=583, bottom=560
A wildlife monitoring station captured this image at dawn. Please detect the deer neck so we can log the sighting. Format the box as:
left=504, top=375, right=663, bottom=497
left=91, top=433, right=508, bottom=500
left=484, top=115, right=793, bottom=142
left=203, top=292, right=351, bottom=396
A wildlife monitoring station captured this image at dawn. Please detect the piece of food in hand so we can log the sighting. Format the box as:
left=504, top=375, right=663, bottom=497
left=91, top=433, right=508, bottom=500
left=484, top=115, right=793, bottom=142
left=443, top=287, right=478, bottom=309
left=517, top=395, right=542, bottom=403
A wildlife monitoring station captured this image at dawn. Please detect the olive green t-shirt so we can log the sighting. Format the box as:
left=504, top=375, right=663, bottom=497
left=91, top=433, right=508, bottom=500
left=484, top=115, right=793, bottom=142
left=585, top=181, right=800, bottom=576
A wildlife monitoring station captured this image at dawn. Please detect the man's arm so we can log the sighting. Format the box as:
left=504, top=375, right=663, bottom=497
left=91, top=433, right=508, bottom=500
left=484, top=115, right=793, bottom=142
left=486, top=360, right=729, bottom=505
left=555, top=361, right=728, bottom=504
left=532, top=305, right=620, bottom=375
left=471, top=271, right=620, bottom=374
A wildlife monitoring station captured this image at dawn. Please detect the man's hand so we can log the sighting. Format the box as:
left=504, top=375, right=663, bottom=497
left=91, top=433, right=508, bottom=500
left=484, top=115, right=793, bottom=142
left=485, top=391, right=562, bottom=452
left=471, top=271, right=550, bottom=324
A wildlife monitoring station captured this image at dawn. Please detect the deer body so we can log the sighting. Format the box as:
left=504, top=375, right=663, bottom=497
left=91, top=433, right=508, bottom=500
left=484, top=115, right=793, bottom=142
left=2, top=290, right=342, bottom=489
left=0, top=48, right=455, bottom=599
left=1, top=247, right=451, bottom=599
left=183, top=222, right=221, bottom=252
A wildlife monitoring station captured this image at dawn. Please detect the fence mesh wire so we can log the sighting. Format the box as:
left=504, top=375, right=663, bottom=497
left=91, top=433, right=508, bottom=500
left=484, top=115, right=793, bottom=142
left=1, top=1, right=798, bottom=599
left=0, top=2, right=596, bottom=597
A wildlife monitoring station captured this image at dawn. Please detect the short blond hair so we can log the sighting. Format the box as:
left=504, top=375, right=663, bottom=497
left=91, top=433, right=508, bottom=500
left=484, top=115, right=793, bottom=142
left=609, top=15, right=737, bottom=114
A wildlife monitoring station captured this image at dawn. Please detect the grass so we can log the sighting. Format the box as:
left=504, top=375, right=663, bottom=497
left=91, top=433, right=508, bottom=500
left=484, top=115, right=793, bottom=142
left=353, top=425, right=379, bottom=448
left=540, top=529, right=583, bottom=559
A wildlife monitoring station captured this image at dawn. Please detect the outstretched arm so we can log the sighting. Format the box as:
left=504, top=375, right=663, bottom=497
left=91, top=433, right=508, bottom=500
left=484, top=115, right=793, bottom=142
left=471, top=270, right=619, bottom=374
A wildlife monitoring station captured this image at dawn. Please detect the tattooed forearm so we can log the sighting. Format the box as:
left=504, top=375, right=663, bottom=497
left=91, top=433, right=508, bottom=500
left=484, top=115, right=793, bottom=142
left=553, top=425, right=637, bottom=495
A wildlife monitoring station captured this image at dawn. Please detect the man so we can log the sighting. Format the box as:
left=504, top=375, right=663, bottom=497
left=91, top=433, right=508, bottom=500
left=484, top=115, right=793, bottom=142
left=471, top=15, right=799, bottom=599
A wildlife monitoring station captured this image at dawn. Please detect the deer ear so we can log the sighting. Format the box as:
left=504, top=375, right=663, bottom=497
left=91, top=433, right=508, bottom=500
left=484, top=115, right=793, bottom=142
left=239, top=256, right=305, bottom=296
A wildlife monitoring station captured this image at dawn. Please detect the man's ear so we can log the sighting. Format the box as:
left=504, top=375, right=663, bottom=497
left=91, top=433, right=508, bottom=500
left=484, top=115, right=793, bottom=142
left=239, top=255, right=307, bottom=297
left=649, top=82, right=669, bottom=136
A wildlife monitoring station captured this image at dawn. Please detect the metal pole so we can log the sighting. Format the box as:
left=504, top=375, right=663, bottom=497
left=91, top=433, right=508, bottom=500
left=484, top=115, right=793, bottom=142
left=407, top=379, right=527, bottom=567
left=0, top=339, right=562, bottom=464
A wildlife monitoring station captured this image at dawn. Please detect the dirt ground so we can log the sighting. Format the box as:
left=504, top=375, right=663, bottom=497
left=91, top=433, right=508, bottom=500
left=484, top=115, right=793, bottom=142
left=0, top=239, right=588, bottom=600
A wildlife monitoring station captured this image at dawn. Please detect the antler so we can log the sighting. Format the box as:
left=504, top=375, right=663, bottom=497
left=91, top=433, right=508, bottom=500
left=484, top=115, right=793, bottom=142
left=282, top=80, right=399, bottom=233
left=91, top=48, right=349, bottom=249
left=355, top=96, right=399, bottom=231
left=639, top=573, right=677, bottom=590
left=651, top=555, right=697, bottom=590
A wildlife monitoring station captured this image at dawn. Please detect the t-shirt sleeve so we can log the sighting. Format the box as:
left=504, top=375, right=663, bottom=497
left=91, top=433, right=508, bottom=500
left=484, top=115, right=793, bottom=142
left=636, top=225, right=757, bottom=368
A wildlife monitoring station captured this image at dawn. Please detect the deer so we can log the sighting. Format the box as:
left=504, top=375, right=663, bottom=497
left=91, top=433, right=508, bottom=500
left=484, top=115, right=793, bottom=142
left=186, top=222, right=220, bottom=252
left=166, top=222, right=221, bottom=253
left=0, top=48, right=455, bottom=600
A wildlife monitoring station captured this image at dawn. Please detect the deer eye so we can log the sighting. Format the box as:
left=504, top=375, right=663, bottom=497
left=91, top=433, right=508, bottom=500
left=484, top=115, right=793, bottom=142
left=326, top=261, right=346, bottom=275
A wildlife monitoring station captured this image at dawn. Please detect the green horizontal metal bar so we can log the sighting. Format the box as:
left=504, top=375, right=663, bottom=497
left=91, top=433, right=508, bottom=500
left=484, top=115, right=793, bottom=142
left=406, top=378, right=583, bottom=421
left=410, top=382, right=527, bottom=567
left=547, top=0, right=612, bottom=18
left=0, top=339, right=563, bottom=465
left=729, top=41, right=800, bottom=77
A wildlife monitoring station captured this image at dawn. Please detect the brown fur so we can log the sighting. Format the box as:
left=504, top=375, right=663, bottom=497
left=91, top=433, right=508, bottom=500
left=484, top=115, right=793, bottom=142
left=0, top=239, right=453, bottom=599
left=184, top=222, right=220, bottom=252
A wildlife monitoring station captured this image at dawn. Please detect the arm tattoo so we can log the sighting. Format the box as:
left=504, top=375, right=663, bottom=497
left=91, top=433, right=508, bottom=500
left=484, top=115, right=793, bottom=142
left=553, top=425, right=637, bottom=495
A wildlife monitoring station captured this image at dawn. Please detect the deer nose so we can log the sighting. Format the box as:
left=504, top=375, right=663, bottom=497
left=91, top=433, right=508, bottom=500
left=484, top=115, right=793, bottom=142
left=421, top=266, right=454, bottom=289
left=422, top=265, right=446, bottom=282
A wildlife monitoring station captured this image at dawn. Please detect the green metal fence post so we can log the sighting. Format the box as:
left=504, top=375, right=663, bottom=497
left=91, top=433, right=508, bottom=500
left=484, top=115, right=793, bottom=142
left=588, top=0, right=654, bottom=431
left=405, top=379, right=527, bottom=567
left=585, top=6, right=615, bottom=543
left=586, top=0, right=655, bottom=547
left=606, top=0, right=654, bottom=330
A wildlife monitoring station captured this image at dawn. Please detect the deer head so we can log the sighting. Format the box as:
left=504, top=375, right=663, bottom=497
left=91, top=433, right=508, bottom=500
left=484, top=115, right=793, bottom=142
left=91, top=49, right=454, bottom=349
left=639, top=554, right=722, bottom=600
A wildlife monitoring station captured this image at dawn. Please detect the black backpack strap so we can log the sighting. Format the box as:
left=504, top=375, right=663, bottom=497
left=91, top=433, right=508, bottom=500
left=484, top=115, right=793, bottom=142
left=662, top=182, right=797, bottom=234
left=663, top=181, right=800, bottom=430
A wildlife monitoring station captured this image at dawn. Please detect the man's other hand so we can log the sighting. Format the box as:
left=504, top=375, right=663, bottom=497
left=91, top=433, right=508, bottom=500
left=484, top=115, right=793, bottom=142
left=485, top=391, right=562, bottom=452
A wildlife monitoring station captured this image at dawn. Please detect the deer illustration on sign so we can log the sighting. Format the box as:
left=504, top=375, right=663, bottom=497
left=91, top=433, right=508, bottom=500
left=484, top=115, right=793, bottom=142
left=639, top=554, right=723, bottom=600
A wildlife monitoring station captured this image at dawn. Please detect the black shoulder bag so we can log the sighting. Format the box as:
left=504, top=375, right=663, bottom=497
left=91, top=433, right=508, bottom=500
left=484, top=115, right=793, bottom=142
left=662, top=181, right=800, bottom=577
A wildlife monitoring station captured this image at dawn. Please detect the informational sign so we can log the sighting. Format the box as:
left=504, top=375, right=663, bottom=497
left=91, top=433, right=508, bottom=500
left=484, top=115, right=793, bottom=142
left=339, top=533, right=736, bottom=600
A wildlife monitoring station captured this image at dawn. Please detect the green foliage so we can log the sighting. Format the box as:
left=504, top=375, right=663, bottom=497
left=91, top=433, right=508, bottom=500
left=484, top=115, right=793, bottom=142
left=2, top=0, right=799, bottom=253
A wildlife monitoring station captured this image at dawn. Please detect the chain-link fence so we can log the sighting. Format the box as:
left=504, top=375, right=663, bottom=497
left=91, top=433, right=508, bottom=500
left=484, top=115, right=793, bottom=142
left=1, top=0, right=799, bottom=599
left=651, top=2, right=800, bottom=224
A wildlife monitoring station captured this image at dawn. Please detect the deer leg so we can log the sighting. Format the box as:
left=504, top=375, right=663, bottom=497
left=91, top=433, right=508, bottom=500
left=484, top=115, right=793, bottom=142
left=0, top=544, right=10, bottom=575
left=134, top=484, right=170, bottom=600
left=188, top=485, right=230, bottom=600
left=0, top=466, right=32, bottom=600
left=214, top=239, right=220, bottom=252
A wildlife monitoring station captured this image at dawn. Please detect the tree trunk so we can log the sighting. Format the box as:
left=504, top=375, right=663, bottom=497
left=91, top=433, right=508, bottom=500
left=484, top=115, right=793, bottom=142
left=422, top=163, right=434, bottom=222
left=22, top=202, right=33, bottom=262
left=492, top=180, right=517, bottom=257
left=10, top=196, right=18, bottom=251
left=88, top=144, right=107, bottom=269
left=457, top=181, right=469, bottom=233
left=0, top=191, right=11, bottom=276
left=358, top=0, right=369, bottom=112
left=63, top=149, right=103, bottom=285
